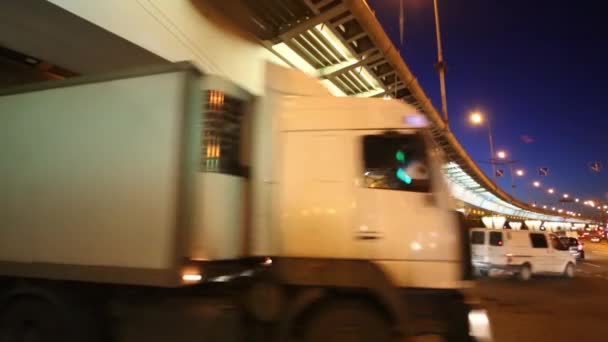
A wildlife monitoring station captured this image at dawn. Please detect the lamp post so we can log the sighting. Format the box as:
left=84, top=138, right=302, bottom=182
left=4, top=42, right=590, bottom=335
left=433, top=0, right=448, bottom=125
left=469, top=112, right=497, bottom=180
left=495, top=150, right=524, bottom=195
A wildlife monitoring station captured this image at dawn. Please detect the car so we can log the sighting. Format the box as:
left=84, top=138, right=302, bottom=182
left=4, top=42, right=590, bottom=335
left=560, top=237, right=585, bottom=260
left=470, top=228, right=576, bottom=280
left=590, top=236, right=601, bottom=243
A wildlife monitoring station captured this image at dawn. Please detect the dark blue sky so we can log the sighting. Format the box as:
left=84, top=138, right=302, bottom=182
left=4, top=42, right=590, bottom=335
left=368, top=0, right=608, bottom=215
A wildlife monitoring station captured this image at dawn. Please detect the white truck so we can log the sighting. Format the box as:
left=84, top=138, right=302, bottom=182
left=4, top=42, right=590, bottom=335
left=0, top=1, right=490, bottom=341
left=0, top=61, right=482, bottom=341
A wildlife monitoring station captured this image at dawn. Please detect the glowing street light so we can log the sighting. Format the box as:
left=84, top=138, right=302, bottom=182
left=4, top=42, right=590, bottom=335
left=469, top=112, right=483, bottom=125
left=515, top=169, right=524, bottom=176
left=575, top=198, right=579, bottom=203
left=563, top=194, right=569, bottom=199
left=496, top=150, right=507, bottom=159
left=543, top=205, right=547, bottom=209
left=548, top=188, right=555, bottom=194
left=468, top=111, right=497, bottom=179
left=533, top=181, right=541, bottom=187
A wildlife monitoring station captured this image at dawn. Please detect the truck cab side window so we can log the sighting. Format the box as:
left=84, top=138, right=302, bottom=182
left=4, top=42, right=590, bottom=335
left=362, top=133, right=430, bottom=192
left=200, top=90, right=245, bottom=175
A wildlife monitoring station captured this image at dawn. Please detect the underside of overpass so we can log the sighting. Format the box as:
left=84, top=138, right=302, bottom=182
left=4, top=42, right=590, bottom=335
left=206, top=0, right=591, bottom=225
left=0, top=0, right=166, bottom=88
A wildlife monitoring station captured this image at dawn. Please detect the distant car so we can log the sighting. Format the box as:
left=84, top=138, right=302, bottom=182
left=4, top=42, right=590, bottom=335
left=590, top=236, right=601, bottom=243
left=560, top=237, right=585, bottom=260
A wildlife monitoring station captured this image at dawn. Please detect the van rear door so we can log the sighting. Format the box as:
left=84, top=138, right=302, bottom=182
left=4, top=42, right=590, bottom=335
left=529, top=233, right=551, bottom=272
left=487, top=231, right=505, bottom=265
left=470, top=230, right=487, bottom=264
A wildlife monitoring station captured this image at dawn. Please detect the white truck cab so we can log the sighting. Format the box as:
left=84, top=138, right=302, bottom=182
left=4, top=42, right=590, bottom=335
left=471, top=228, right=576, bottom=280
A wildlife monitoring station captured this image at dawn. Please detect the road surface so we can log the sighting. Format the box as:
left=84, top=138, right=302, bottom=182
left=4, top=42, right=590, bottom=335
left=476, top=240, right=608, bottom=342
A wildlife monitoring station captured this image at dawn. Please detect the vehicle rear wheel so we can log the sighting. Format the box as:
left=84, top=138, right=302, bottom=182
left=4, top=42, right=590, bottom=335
left=0, top=296, right=69, bottom=342
left=517, top=264, right=532, bottom=281
left=473, top=268, right=488, bottom=278
left=300, top=299, right=395, bottom=342
left=563, top=263, right=575, bottom=278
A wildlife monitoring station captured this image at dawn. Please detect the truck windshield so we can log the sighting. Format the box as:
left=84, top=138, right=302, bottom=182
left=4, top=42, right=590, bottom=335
left=362, top=132, right=430, bottom=192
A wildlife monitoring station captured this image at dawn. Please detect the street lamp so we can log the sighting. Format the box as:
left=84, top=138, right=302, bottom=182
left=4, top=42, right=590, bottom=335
left=469, top=112, right=483, bottom=125
left=563, top=194, right=569, bottom=199
left=548, top=188, right=555, bottom=194
left=515, top=169, right=524, bottom=176
left=469, top=111, right=497, bottom=180
left=496, top=150, right=507, bottom=160
left=533, top=181, right=541, bottom=187
left=575, top=198, right=579, bottom=203
left=433, top=0, right=448, bottom=124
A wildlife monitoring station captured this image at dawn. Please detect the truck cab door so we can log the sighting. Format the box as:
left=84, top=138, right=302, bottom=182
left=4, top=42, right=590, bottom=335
left=354, top=131, right=460, bottom=287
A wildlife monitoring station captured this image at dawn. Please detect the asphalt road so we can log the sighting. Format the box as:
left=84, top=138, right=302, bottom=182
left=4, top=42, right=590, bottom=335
left=475, top=240, right=608, bottom=342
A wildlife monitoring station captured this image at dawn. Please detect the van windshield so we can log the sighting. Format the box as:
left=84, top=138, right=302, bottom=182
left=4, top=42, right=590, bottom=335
left=362, top=132, right=430, bottom=192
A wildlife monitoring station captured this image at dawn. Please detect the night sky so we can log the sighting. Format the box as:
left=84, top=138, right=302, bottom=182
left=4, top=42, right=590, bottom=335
left=368, top=0, right=608, bottom=216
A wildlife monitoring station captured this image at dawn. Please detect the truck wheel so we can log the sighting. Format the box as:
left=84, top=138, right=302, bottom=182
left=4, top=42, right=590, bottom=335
left=563, top=263, right=575, bottom=278
left=0, top=295, right=99, bottom=342
left=518, top=264, right=532, bottom=281
left=0, top=296, right=67, bottom=342
left=300, top=299, right=395, bottom=342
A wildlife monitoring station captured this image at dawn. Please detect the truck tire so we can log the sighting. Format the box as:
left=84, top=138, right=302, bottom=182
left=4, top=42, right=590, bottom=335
left=243, top=277, right=285, bottom=322
left=0, top=295, right=100, bottom=342
left=300, top=299, right=395, bottom=342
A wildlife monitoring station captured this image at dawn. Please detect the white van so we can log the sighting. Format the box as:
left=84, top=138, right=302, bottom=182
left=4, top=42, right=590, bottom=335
left=470, top=228, right=576, bottom=280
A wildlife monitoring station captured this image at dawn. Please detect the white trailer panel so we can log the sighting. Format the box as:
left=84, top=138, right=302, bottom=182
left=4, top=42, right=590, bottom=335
left=0, top=64, right=202, bottom=286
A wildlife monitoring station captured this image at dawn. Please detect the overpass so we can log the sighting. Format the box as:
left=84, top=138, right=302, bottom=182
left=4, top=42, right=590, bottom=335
left=0, top=0, right=593, bottom=230
left=208, top=0, right=592, bottom=228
